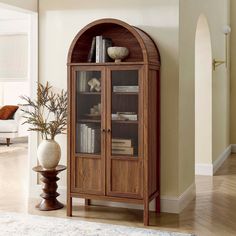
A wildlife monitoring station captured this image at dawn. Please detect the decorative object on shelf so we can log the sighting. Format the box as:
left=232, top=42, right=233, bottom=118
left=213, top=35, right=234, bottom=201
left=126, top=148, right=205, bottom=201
left=33, top=165, right=66, bottom=211
left=84, top=103, right=101, bottom=120
left=21, top=82, right=67, bottom=170
left=88, top=78, right=101, bottom=92
left=113, top=86, right=139, bottom=93
left=107, top=46, right=129, bottom=63
left=112, top=112, right=137, bottom=121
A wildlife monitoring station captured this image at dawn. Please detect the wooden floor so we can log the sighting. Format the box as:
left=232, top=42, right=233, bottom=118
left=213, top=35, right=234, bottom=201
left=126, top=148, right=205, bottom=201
left=0, top=140, right=236, bottom=235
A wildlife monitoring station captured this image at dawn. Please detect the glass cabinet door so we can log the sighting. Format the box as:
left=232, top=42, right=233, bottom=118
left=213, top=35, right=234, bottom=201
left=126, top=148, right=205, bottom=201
left=108, top=69, right=141, bottom=158
left=106, top=67, right=143, bottom=198
left=72, top=67, right=105, bottom=195
left=74, top=70, right=103, bottom=155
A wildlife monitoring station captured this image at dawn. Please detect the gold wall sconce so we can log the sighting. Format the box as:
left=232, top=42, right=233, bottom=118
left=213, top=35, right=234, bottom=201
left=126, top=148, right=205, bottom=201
left=213, top=25, right=231, bottom=71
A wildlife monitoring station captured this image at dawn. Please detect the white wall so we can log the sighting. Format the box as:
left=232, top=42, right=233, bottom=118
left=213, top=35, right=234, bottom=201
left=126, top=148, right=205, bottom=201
left=0, top=82, right=29, bottom=106
left=0, top=12, right=30, bottom=107
left=0, top=0, right=37, bottom=12
left=38, top=0, right=180, bottom=199
left=0, top=34, right=28, bottom=79
left=0, top=19, right=29, bottom=34
left=179, top=0, right=230, bottom=191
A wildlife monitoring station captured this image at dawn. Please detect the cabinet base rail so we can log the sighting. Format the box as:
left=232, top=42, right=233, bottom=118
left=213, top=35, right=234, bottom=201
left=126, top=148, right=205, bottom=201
left=67, top=191, right=160, bottom=226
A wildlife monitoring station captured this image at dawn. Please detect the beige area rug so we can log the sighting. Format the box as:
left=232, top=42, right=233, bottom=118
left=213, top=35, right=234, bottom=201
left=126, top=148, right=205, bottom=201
left=0, top=138, right=27, bottom=155
left=0, top=211, right=194, bottom=236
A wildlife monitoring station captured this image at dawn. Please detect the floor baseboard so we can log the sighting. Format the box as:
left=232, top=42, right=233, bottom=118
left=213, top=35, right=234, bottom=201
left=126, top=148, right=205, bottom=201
left=30, top=183, right=196, bottom=214
left=195, top=163, right=213, bottom=176
left=195, top=145, right=231, bottom=176
left=231, top=144, right=236, bottom=153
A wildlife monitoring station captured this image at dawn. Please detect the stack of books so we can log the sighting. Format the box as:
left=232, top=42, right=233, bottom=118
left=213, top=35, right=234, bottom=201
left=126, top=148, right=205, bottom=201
left=76, top=123, right=101, bottom=154
left=113, top=86, right=139, bottom=93
left=87, top=36, right=112, bottom=63
left=77, top=71, right=89, bottom=92
left=112, top=112, right=138, bottom=121
left=112, top=138, right=134, bottom=155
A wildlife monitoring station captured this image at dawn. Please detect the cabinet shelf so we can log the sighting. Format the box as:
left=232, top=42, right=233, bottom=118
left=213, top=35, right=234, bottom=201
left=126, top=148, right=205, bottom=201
left=112, top=120, right=138, bottom=124
left=75, top=153, right=101, bottom=158
left=68, top=62, right=145, bottom=66
left=78, top=119, right=101, bottom=123
left=78, top=92, right=101, bottom=95
left=112, top=92, right=138, bottom=95
left=111, top=156, right=139, bottom=161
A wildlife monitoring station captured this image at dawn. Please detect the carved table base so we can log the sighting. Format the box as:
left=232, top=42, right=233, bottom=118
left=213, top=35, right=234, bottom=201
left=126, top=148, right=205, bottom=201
left=33, top=165, right=66, bottom=211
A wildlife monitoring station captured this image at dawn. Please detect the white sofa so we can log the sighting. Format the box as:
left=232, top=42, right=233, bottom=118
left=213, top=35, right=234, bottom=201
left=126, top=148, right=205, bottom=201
left=0, top=107, right=28, bottom=146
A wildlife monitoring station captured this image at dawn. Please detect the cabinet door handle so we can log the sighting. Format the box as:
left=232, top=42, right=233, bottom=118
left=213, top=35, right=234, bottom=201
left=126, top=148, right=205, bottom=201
left=107, top=129, right=111, bottom=133
left=101, top=129, right=106, bottom=132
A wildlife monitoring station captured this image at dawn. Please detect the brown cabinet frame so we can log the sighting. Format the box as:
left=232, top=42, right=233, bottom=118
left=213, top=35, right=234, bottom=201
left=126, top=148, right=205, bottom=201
left=67, top=18, right=161, bottom=226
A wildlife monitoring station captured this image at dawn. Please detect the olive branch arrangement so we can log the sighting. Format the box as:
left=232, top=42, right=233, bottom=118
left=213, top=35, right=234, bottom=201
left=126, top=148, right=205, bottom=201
left=20, top=82, right=67, bottom=140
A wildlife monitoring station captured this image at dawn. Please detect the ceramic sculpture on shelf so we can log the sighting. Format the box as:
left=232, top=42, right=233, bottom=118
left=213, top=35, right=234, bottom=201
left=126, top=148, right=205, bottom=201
left=107, top=46, right=129, bottom=63
left=88, top=78, right=101, bottom=92
left=20, top=82, right=67, bottom=170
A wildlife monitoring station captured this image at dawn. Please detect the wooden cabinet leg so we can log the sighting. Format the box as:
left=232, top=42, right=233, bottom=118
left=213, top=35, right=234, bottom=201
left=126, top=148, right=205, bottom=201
left=67, top=197, right=72, bottom=216
left=85, top=199, right=90, bottom=206
left=144, top=200, right=149, bottom=226
left=156, top=195, right=160, bottom=213
left=6, top=138, right=10, bottom=146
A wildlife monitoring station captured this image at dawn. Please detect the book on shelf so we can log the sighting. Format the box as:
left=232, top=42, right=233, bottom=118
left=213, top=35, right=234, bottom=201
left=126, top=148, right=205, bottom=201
left=77, top=123, right=101, bottom=154
left=113, top=86, right=139, bottom=93
left=112, top=147, right=134, bottom=155
left=102, top=38, right=112, bottom=63
left=95, top=36, right=103, bottom=63
left=82, top=124, right=88, bottom=153
left=112, top=138, right=132, bottom=147
left=77, top=71, right=89, bottom=92
left=87, top=127, right=92, bottom=153
left=87, top=37, right=96, bottom=63
left=93, top=35, right=113, bottom=63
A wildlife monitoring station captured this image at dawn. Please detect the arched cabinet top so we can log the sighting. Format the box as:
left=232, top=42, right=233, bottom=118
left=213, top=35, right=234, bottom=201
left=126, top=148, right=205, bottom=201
left=67, top=18, right=160, bottom=66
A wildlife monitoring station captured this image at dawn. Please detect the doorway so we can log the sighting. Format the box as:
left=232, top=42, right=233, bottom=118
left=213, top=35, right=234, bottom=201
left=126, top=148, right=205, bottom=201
left=0, top=4, right=38, bottom=212
left=195, top=14, right=213, bottom=174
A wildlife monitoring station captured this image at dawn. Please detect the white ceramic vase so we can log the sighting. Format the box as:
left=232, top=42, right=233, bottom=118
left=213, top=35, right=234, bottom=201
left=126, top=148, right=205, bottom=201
left=37, top=139, right=61, bottom=170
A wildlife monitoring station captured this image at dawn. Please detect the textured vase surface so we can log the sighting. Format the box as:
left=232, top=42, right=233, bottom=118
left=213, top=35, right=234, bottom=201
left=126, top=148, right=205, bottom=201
left=37, top=139, right=61, bottom=170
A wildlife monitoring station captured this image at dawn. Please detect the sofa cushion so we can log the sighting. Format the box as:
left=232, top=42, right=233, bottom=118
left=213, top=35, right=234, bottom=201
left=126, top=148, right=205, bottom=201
left=0, top=119, right=18, bottom=133
left=0, top=105, right=19, bottom=120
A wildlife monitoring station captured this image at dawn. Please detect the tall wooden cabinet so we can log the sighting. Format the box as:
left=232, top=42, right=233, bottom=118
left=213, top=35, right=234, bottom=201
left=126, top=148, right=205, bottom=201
left=67, top=19, right=161, bottom=226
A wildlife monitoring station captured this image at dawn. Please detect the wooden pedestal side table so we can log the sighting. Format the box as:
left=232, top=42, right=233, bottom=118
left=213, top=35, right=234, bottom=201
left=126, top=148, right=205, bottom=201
left=33, top=165, right=66, bottom=211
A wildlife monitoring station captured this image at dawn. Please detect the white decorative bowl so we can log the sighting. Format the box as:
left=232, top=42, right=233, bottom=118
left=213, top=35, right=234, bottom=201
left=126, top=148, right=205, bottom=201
left=107, top=47, right=129, bottom=63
